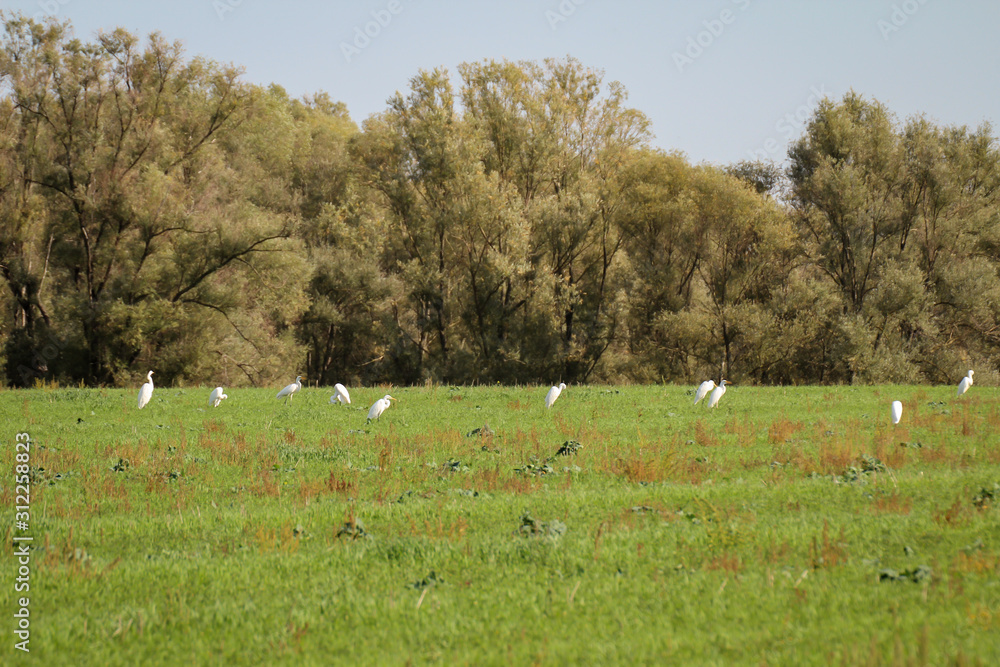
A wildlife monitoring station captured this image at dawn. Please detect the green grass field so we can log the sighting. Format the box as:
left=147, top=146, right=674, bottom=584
left=3, top=383, right=1000, bottom=665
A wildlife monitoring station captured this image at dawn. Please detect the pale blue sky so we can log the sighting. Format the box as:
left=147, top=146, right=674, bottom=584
left=5, top=0, right=997, bottom=165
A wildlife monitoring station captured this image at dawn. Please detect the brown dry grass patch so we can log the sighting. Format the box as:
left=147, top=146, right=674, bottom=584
left=99, top=440, right=151, bottom=469
left=933, top=498, right=972, bottom=527
left=985, top=407, right=1000, bottom=431
left=870, top=492, right=912, bottom=515
left=502, top=427, right=542, bottom=460
left=36, top=527, right=117, bottom=578
left=918, top=445, right=963, bottom=468
left=251, top=471, right=281, bottom=497
left=207, top=432, right=278, bottom=469
left=873, top=437, right=908, bottom=469
left=951, top=551, right=1000, bottom=575
left=723, top=415, right=758, bottom=447
left=813, top=438, right=860, bottom=475
left=376, top=436, right=393, bottom=471
left=594, top=506, right=660, bottom=540
left=468, top=465, right=543, bottom=495
left=408, top=514, right=469, bottom=541
left=738, top=456, right=770, bottom=471
left=80, top=470, right=130, bottom=505
left=759, top=539, right=793, bottom=565
left=251, top=523, right=301, bottom=554
left=606, top=441, right=683, bottom=484
left=203, top=418, right=226, bottom=434
left=810, top=521, right=848, bottom=569
left=34, top=444, right=83, bottom=472
left=410, top=429, right=463, bottom=455
left=692, top=420, right=721, bottom=447
left=966, top=604, right=1000, bottom=631
left=771, top=443, right=813, bottom=472
left=706, top=552, right=744, bottom=573
left=326, top=471, right=358, bottom=498
left=768, top=419, right=805, bottom=445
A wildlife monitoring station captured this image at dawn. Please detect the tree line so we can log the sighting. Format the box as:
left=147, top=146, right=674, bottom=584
left=2, top=15, right=998, bottom=388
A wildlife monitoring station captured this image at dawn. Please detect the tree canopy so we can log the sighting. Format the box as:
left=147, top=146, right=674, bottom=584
left=2, top=15, right=998, bottom=387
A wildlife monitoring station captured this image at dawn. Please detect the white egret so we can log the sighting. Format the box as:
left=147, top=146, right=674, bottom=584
left=956, top=369, right=974, bottom=397
left=707, top=379, right=730, bottom=408
left=694, top=380, right=716, bottom=405
left=891, top=400, right=902, bottom=425
left=545, top=383, right=567, bottom=409
left=137, top=371, right=154, bottom=409
left=209, top=387, right=228, bottom=408
left=276, top=376, right=304, bottom=403
left=330, top=383, right=351, bottom=405
left=367, top=394, right=395, bottom=421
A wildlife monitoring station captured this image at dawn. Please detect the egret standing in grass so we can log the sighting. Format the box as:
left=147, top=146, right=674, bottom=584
left=694, top=380, right=716, bottom=405
left=137, top=371, right=154, bottom=409
left=707, top=379, right=730, bottom=408
left=891, top=400, right=903, bottom=425
left=209, top=387, right=228, bottom=408
left=330, top=383, right=351, bottom=405
left=367, top=394, right=395, bottom=422
left=276, top=376, right=303, bottom=404
left=545, top=383, right=566, bottom=409
left=957, top=370, right=974, bottom=397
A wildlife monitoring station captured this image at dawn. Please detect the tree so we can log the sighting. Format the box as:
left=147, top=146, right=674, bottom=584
left=788, top=92, right=906, bottom=315
left=789, top=91, right=1000, bottom=382
left=0, top=16, right=308, bottom=385
left=689, top=168, right=796, bottom=379
left=620, top=154, right=796, bottom=382
left=617, top=150, right=703, bottom=379
left=900, top=118, right=1000, bottom=379
left=460, top=57, right=651, bottom=381
left=726, top=159, right=784, bottom=197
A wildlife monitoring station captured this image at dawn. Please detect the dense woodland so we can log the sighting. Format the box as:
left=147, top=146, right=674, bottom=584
left=2, top=16, right=999, bottom=388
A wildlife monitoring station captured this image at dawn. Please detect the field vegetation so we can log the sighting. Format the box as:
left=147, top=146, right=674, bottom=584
left=2, top=384, right=999, bottom=664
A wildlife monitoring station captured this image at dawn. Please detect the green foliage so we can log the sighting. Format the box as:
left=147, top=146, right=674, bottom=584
left=789, top=91, right=1000, bottom=384
left=0, top=15, right=308, bottom=387
left=725, top=159, right=785, bottom=196
left=2, top=16, right=1000, bottom=387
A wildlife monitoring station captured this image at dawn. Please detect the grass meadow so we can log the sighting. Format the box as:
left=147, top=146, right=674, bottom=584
left=2, top=382, right=1000, bottom=665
